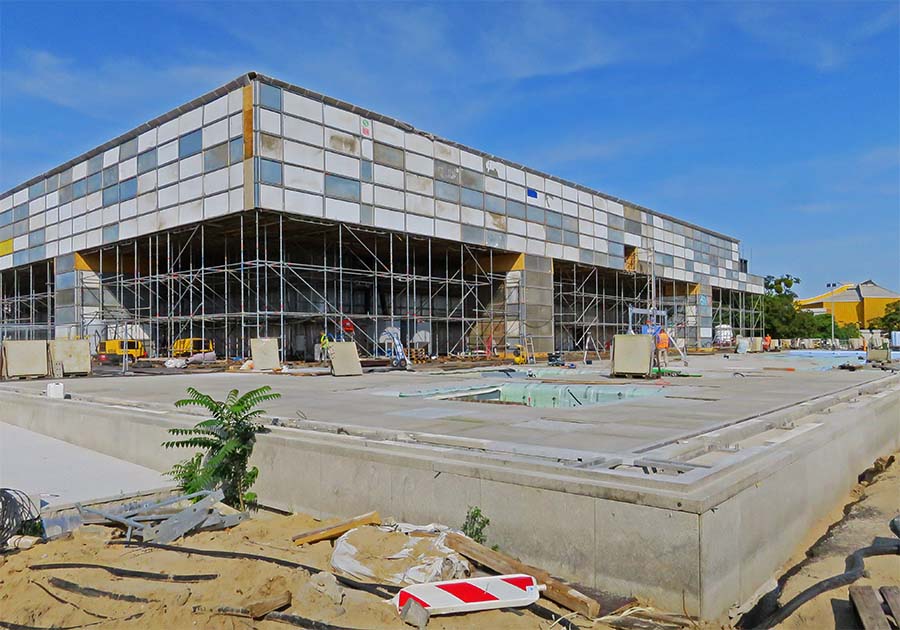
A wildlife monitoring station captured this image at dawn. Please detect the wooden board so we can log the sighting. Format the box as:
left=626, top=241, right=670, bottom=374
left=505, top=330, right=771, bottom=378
left=292, top=511, right=380, bottom=545
left=849, top=585, right=890, bottom=630
left=879, top=586, right=900, bottom=627
left=445, top=532, right=601, bottom=618
left=246, top=591, right=291, bottom=618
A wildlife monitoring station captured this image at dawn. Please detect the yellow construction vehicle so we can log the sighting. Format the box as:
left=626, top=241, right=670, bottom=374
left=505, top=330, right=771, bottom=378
left=96, top=339, right=146, bottom=364
left=172, top=337, right=215, bottom=357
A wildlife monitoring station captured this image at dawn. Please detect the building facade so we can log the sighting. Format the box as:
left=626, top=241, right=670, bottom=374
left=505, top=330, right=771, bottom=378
left=796, top=280, right=900, bottom=328
left=0, top=73, right=764, bottom=359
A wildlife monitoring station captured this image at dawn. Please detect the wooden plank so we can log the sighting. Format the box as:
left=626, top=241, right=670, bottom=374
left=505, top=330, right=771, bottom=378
left=879, top=586, right=900, bottom=627
left=291, top=511, right=380, bottom=545
left=246, top=591, right=291, bottom=619
left=445, top=532, right=601, bottom=618
left=849, top=585, right=890, bottom=630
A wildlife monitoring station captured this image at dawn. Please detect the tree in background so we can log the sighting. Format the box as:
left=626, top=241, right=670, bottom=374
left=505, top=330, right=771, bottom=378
left=868, top=300, right=900, bottom=332
left=763, top=274, right=859, bottom=339
left=764, top=274, right=813, bottom=339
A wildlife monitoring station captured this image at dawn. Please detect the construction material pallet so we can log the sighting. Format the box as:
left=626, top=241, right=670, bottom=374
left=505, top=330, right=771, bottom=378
left=407, top=347, right=429, bottom=364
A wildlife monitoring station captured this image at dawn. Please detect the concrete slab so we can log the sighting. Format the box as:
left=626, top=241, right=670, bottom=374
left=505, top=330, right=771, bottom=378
left=0, top=352, right=896, bottom=621
left=0, top=422, right=169, bottom=508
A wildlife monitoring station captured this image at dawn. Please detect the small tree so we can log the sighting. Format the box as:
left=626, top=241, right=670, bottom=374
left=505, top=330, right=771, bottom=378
left=164, top=386, right=280, bottom=510
left=869, top=300, right=900, bottom=332
left=462, top=506, right=491, bottom=545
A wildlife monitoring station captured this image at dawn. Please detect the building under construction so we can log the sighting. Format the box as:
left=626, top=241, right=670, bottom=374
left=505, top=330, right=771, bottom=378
left=0, top=72, right=764, bottom=359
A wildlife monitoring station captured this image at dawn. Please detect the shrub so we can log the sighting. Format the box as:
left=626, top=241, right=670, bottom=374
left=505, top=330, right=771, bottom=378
left=163, top=386, right=280, bottom=510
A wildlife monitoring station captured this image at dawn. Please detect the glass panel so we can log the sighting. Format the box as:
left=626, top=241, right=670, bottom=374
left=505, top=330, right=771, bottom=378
left=204, top=143, right=229, bottom=172
left=102, top=164, right=119, bottom=188
left=102, top=224, right=119, bottom=243
left=460, top=187, right=483, bottom=209
left=546, top=227, right=562, bottom=244
left=72, top=178, right=87, bottom=199
left=59, top=168, right=73, bottom=186
left=373, top=142, right=404, bottom=169
left=28, top=181, right=45, bottom=199
left=13, top=220, right=28, bottom=237
left=229, top=137, right=243, bottom=164
left=59, top=184, right=73, bottom=204
left=179, top=129, right=202, bottom=158
left=325, top=174, right=361, bottom=202
left=0, top=210, right=11, bottom=227
left=56, top=254, right=75, bottom=274
left=526, top=205, right=544, bottom=223
left=119, top=177, right=137, bottom=201
left=259, top=158, right=282, bottom=185
left=137, top=148, right=157, bottom=174
left=507, top=200, right=526, bottom=219
left=87, top=154, right=104, bottom=175
left=102, top=184, right=119, bottom=206
left=87, top=172, right=102, bottom=194
left=460, top=168, right=483, bottom=190
left=545, top=210, right=562, bottom=228
left=56, top=271, right=76, bottom=289
left=13, top=204, right=28, bottom=221
left=434, top=160, right=459, bottom=183
left=485, top=194, right=505, bottom=214
left=260, top=83, right=282, bottom=110
left=28, top=228, right=45, bottom=246
left=45, top=173, right=59, bottom=191
left=434, top=180, right=459, bottom=203
left=360, top=160, right=373, bottom=182
left=120, top=137, right=138, bottom=160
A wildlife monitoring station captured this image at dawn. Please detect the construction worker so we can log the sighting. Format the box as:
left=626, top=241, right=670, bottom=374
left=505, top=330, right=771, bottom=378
left=319, top=330, right=331, bottom=362
left=655, top=328, right=670, bottom=368
left=763, top=334, right=772, bottom=352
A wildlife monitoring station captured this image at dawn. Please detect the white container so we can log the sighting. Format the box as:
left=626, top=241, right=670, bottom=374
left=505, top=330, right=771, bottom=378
left=46, top=382, right=65, bottom=399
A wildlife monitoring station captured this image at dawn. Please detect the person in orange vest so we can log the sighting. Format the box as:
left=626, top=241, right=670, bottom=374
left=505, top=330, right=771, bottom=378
left=655, top=328, right=670, bottom=368
left=763, top=334, right=772, bottom=352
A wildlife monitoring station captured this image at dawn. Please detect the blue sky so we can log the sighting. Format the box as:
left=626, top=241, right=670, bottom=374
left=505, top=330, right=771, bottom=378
left=1, top=1, right=897, bottom=297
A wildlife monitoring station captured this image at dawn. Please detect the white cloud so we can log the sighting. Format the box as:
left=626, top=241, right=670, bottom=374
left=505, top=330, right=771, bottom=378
left=2, top=49, right=244, bottom=121
left=728, top=3, right=899, bottom=71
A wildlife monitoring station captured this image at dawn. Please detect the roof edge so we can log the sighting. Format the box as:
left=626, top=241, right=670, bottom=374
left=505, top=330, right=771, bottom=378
left=1, top=73, right=255, bottom=199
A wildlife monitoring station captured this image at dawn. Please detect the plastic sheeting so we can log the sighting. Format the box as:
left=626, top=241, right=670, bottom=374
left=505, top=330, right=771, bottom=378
left=331, top=522, right=471, bottom=586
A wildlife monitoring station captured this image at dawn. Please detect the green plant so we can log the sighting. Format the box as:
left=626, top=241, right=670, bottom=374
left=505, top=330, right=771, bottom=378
left=462, top=506, right=491, bottom=545
left=869, top=300, right=900, bottom=332
left=163, top=386, right=280, bottom=510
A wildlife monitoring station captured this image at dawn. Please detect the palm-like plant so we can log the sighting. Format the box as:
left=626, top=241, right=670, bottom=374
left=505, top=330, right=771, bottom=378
left=163, top=386, right=280, bottom=510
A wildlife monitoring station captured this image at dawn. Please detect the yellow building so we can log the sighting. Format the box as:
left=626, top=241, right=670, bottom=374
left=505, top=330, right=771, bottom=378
left=796, top=280, right=900, bottom=328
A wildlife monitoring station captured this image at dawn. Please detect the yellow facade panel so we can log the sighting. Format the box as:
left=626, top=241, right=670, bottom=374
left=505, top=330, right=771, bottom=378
left=0, top=239, right=12, bottom=257
left=243, top=84, right=254, bottom=160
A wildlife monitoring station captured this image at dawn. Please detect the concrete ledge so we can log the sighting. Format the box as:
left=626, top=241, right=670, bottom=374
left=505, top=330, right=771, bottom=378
left=2, top=376, right=898, bottom=620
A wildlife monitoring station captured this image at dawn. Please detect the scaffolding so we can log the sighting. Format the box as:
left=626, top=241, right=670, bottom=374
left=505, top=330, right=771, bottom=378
left=72, top=211, right=512, bottom=359
left=0, top=210, right=765, bottom=356
left=0, top=260, right=53, bottom=340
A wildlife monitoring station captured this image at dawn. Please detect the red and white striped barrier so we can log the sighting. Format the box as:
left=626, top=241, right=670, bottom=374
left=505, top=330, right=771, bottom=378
left=394, top=574, right=545, bottom=616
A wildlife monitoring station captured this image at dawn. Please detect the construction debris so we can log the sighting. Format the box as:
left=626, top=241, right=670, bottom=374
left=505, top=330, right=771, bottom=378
left=75, top=489, right=246, bottom=543
left=445, top=531, right=603, bottom=618
left=292, top=510, right=381, bottom=545
left=330, top=522, right=471, bottom=585
left=1, top=507, right=578, bottom=630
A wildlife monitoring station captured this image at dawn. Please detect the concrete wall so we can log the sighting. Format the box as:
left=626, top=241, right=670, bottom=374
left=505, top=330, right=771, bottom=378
left=1, top=381, right=897, bottom=620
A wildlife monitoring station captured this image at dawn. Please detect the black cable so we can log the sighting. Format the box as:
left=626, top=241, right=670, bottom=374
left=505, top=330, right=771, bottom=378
left=750, top=540, right=900, bottom=629
left=108, top=540, right=400, bottom=598
left=0, top=488, right=41, bottom=546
